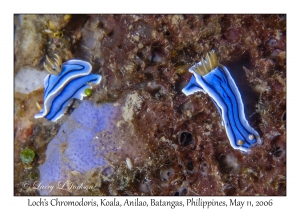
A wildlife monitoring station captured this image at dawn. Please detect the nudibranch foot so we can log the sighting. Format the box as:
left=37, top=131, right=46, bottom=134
left=35, top=58, right=101, bottom=122
left=182, top=50, right=261, bottom=153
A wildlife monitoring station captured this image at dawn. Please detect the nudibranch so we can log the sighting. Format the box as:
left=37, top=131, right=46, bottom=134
left=35, top=55, right=101, bottom=122
left=182, top=50, right=261, bottom=153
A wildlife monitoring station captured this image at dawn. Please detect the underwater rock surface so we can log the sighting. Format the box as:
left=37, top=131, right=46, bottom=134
left=14, top=14, right=286, bottom=195
left=15, top=68, right=48, bottom=94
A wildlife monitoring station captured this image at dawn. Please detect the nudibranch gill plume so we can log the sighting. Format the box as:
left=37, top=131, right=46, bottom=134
left=35, top=55, right=101, bottom=122
left=182, top=51, right=261, bottom=153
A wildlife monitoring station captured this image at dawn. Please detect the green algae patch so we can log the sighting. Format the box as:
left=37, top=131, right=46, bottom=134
left=20, top=148, right=35, bottom=164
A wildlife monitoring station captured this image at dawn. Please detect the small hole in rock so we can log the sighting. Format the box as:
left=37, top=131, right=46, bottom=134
left=179, top=131, right=193, bottom=146
left=165, top=31, right=171, bottom=36
left=186, top=161, right=194, bottom=171
left=144, top=72, right=154, bottom=81
left=274, top=147, right=283, bottom=158
left=200, top=162, right=208, bottom=173
left=181, top=188, right=187, bottom=196
left=274, top=150, right=283, bottom=157
left=174, top=192, right=179, bottom=196
left=282, top=111, right=286, bottom=122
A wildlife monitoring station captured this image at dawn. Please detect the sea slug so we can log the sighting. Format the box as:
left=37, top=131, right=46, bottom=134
left=35, top=56, right=101, bottom=122
left=182, top=51, right=261, bottom=152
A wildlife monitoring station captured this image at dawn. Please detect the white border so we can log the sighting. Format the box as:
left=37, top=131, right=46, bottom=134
left=3, top=0, right=296, bottom=209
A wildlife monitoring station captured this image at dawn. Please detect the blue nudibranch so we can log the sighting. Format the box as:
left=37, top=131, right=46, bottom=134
left=182, top=51, right=261, bottom=153
left=35, top=56, right=101, bottom=122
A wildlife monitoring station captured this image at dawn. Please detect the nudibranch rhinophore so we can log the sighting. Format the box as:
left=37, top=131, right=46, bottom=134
left=35, top=56, right=101, bottom=122
left=182, top=50, right=261, bottom=153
